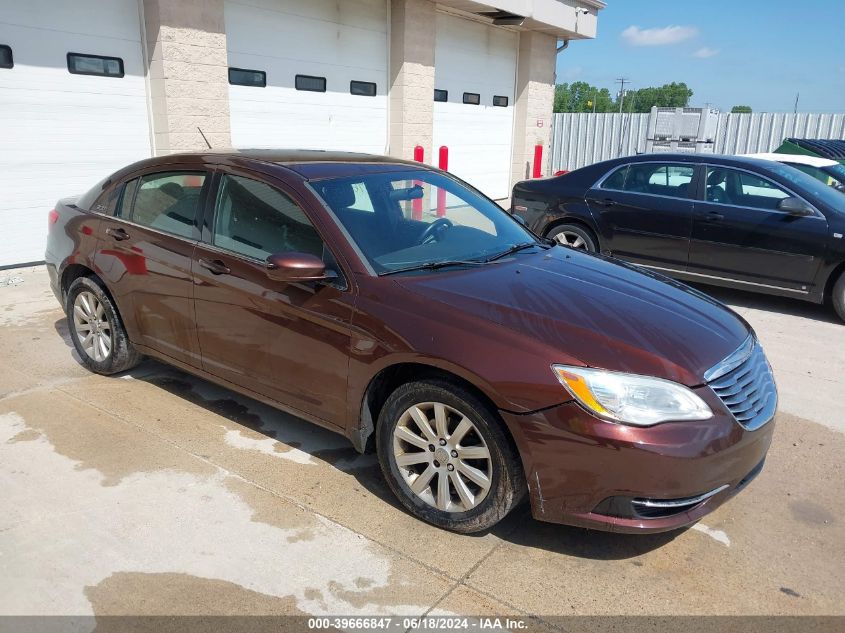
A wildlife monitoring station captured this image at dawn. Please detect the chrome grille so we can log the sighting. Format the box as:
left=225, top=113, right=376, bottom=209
left=705, top=336, right=777, bottom=431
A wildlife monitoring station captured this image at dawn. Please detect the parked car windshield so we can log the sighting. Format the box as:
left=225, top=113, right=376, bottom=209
left=312, top=170, right=538, bottom=274
left=765, top=162, right=845, bottom=211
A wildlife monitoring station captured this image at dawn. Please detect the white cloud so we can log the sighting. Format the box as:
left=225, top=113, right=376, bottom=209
left=694, top=47, right=720, bottom=59
left=562, top=65, right=584, bottom=80
left=621, top=25, right=698, bottom=46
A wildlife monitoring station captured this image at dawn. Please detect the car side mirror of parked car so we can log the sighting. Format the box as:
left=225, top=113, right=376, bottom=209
left=778, top=197, right=814, bottom=216
left=265, top=252, right=338, bottom=283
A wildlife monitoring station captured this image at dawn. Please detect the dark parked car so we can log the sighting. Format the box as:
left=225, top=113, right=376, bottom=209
left=47, top=150, right=776, bottom=534
left=511, top=154, right=845, bottom=321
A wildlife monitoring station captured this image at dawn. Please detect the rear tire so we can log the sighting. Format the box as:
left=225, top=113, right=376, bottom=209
left=832, top=272, right=845, bottom=323
left=376, top=379, right=525, bottom=533
left=66, top=276, right=142, bottom=375
left=546, top=223, right=598, bottom=252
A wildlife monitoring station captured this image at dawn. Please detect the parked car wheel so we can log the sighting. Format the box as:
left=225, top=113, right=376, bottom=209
left=376, top=380, right=525, bottom=533
left=832, top=271, right=845, bottom=322
left=547, top=223, right=597, bottom=252
left=66, top=276, right=142, bottom=375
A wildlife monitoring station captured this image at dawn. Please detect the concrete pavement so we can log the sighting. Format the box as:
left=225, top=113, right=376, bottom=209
left=0, top=265, right=843, bottom=623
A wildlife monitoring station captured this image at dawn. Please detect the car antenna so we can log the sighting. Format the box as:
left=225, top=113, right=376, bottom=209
left=197, top=127, right=212, bottom=150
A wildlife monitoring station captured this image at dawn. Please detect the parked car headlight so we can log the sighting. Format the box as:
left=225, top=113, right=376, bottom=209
left=552, top=365, right=713, bottom=425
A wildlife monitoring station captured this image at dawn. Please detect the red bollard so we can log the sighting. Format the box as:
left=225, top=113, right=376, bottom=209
left=532, top=144, right=543, bottom=179
left=412, top=145, right=424, bottom=220
left=437, top=146, right=448, bottom=217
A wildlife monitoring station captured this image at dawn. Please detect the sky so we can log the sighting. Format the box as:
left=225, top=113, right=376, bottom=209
left=556, top=0, right=845, bottom=113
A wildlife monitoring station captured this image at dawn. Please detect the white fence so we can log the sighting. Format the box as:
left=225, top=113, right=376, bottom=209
left=549, top=112, right=845, bottom=172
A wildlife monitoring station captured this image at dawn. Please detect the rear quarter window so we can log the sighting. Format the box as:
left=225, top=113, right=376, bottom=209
left=76, top=176, right=112, bottom=211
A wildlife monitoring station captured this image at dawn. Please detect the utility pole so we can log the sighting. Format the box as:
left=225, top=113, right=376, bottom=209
left=616, top=77, right=630, bottom=113
left=794, top=92, right=800, bottom=114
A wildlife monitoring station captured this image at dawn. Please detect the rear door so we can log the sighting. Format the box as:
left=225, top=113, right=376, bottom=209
left=95, top=169, right=208, bottom=367
left=191, top=169, right=354, bottom=428
left=688, top=166, right=828, bottom=292
left=586, top=161, right=699, bottom=268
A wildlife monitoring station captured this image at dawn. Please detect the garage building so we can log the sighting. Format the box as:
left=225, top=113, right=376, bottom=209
left=0, top=0, right=603, bottom=268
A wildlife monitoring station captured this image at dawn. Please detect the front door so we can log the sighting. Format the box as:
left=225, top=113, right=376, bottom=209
left=191, top=171, right=354, bottom=428
left=95, top=170, right=208, bottom=367
left=688, top=166, right=828, bottom=292
left=586, top=161, right=699, bottom=268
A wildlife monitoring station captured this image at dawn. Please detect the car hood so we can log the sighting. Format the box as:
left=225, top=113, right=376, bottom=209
left=395, top=247, right=750, bottom=386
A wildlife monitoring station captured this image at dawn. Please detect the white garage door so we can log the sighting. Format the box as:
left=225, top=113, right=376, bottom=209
left=433, top=12, right=517, bottom=201
left=226, top=0, right=388, bottom=154
left=0, top=0, right=151, bottom=268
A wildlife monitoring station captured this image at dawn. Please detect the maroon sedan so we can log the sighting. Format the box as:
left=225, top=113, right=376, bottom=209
left=45, top=150, right=777, bottom=534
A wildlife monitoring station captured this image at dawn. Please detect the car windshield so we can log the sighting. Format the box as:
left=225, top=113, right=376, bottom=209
left=311, top=170, right=539, bottom=274
left=766, top=162, right=845, bottom=211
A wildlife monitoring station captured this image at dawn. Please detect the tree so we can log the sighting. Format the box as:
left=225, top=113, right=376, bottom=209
left=554, top=81, right=695, bottom=113
left=554, top=82, right=615, bottom=113
left=731, top=105, right=753, bottom=113
left=625, top=82, right=694, bottom=112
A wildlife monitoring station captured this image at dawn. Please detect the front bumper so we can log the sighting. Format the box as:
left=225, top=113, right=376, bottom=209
left=501, top=388, right=775, bottom=533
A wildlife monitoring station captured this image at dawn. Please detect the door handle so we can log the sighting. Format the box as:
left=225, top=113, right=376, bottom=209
left=702, top=212, right=725, bottom=222
left=106, top=227, right=130, bottom=241
left=198, top=258, right=231, bottom=275
left=598, top=198, right=617, bottom=207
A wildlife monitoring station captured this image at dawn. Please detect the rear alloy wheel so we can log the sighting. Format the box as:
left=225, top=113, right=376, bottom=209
left=547, top=223, right=597, bottom=252
left=66, top=276, right=142, bottom=375
left=73, top=291, right=112, bottom=362
left=377, top=380, right=525, bottom=533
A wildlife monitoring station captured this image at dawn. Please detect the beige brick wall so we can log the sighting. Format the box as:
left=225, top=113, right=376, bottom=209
left=388, top=0, right=436, bottom=163
left=510, top=31, right=557, bottom=187
left=142, top=0, right=231, bottom=154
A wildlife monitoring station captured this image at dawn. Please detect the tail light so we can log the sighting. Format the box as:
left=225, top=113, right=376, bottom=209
left=554, top=170, right=570, bottom=177
left=48, top=209, right=59, bottom=225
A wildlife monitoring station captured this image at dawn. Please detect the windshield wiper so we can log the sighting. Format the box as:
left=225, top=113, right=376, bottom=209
left=485, top=242, right=545, bottom=262
left=378, top=259, right=488, bottom=276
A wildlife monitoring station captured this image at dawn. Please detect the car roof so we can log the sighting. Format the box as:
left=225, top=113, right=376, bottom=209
left=619, top=153, right=776, bottom=167
left=742, top=152, right=838, bottom=168
left=114, top=149, right=424, bottom=182
left=576, top=153, right=784, bottom=174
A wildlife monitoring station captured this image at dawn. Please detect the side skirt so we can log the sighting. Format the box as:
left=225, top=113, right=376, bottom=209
left=132, top=343, right=350, bottom=442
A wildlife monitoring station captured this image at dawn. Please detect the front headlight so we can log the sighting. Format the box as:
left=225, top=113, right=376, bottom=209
left=552, top=365, right=713, bottom=426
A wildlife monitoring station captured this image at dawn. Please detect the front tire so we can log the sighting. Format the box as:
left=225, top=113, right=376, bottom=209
left=832, top=271, right=845, bottom=323
left=66, top=276, right=142, bottom=375
left=547, top=223, right=598, bottom=252
left=376, top=380, right=525, bottom=533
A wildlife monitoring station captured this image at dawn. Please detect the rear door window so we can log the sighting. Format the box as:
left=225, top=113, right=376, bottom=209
left=624, top=163, right=695, bottom=198
left=131, top=172, right=206, bottom=238
left=600, top=165, right=628, bottom=191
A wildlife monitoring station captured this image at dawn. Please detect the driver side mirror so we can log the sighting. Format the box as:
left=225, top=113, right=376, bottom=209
left=777, top=197, right=814, bottom=216
left=265, top=252, right=338, bottom=283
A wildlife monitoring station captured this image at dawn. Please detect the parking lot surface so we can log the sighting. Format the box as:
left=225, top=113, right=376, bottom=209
left=1, top=266, right=843, bottom=621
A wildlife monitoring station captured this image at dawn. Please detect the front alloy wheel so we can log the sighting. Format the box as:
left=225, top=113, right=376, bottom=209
left=393, top=402, right=492, bottom=512
left=377, top=380, right=525, bottom=533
